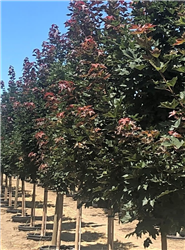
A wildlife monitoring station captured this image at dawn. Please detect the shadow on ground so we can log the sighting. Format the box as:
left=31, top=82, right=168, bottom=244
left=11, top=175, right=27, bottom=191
left=82, top=231, right=105, bottom=242
left=59, top=220, right=104, bottom=231
left=25, top=200, right=55, bottom=209
left=80, top=241, right=137, bottom=250
left=34, top=215, right=54, bottom=221
left=60, top=230, right=104, bottom=242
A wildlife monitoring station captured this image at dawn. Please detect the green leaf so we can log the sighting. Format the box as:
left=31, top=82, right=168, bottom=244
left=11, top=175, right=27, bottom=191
left=159, top=99, right=179, bottom=109
left=171, top=137, right=184, bottom=149
left=150, top=200, right=155, bottom=207
left=157, top=189, right=177, bottom=199
left=135, top=65, right=146, bottom=70
left=105, top=139, right=113, bottom=147
left=149, top=59, right=169, bottom=73
left=173, top=118, right=181, bottom=128
left=166, top=7, right=175, bottom=15
left=162, top=135, right=184, bottom=149
left=144, top=238, right=152, bottom=248
left=176, top=16, right=185, bottom=26
left=142, top=197, right=148, bottom=206
left=180, top=91, right=185, bottom=100
left=166, top=77, right=178, bottom=87
left=173, top=66, right=185, bottom=73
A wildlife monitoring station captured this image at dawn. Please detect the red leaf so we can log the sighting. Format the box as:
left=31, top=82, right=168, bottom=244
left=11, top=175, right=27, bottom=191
left=35, top=131, right=45, bottom=139
left=44, top=92, right=55, bottom=98
left=173, top=38, right=185, bottom=46
left=130, top=23, right=156, bottom=34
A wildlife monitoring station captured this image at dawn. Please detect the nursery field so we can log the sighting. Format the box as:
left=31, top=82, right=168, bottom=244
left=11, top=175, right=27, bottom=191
left=1, top=179, right=185, bottom=250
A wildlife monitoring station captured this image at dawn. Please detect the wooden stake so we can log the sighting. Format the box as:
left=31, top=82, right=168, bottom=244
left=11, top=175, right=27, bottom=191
left=30, top=183, right=36, bottom=227
left=75, top=199, right=82, bottom=250
left=14, top=176, right=19, bottom=209
left=161, top=231, right=167, bottom=250
left=4, top=175, right=8, bottom=202
left=41, top=187, right=48, bottom=236
left=107, top=209, right=114, bottom=250
left=52, top=192, right=59, bottom=245
left=8, top=176, right=12, bottom=207
left=21, top=179, right=26, bottom=217
left=111, top=215, right=114, bottom=249
left=56, top=193, right=64, bottom=250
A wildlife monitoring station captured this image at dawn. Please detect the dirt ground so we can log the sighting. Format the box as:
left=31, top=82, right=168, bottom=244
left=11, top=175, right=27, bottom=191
left=1, top=178, right=185, bottom=250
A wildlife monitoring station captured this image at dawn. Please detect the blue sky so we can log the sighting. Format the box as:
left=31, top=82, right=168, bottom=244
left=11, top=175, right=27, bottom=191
left=1, top=1, right=70, bottom=88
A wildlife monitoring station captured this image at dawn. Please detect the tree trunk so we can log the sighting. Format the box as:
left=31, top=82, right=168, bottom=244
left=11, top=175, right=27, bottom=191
left=8, top=176, right=12, bottom=207
left=52, top=192, right=59, bottom=245
left=56, top=193, right=64, bottom=250
left=30, top=183, right=36, bottom=227
left=75, top=199, right=82, bottom=250
left=107, top=209, right=114, bottom=250
left=14, top=177, right=19, bottom=209
left=4, top=175, right=8, bottom=202
left=41, top=187, right=48, bottom=236
left=1, top=172, right=3, bottom=195
left=21, top=179, right=26, bottom=217
left=161, top=231, right=167, bottom=250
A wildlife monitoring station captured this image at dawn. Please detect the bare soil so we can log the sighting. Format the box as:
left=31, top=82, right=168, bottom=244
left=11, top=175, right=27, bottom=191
left=1, top=179, right=185, bottom=250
